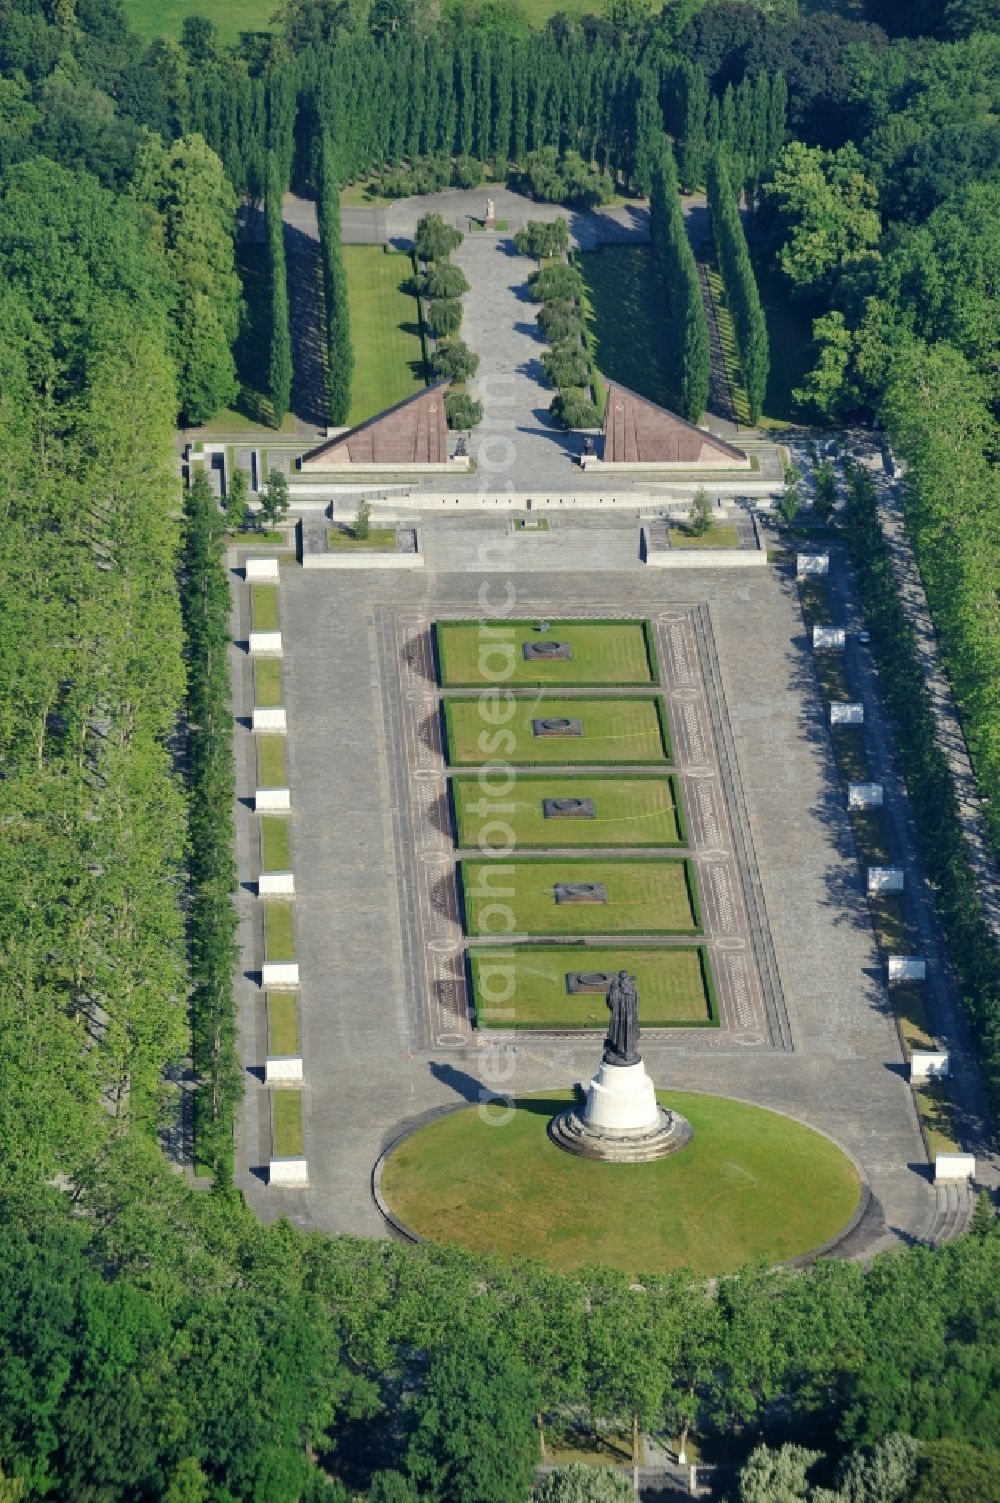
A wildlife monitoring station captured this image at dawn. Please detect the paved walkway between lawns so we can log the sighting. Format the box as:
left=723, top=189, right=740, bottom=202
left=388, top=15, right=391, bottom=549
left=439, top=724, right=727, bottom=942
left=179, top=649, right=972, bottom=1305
left=455, top=232, right=586, bottom=490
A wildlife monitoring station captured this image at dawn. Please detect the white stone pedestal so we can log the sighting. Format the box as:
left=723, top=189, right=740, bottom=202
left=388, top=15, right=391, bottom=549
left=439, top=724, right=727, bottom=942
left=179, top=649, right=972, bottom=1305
left=582, top=1059, right=661, bottom=1136
left=549, top=1058, right=692, bottom=1162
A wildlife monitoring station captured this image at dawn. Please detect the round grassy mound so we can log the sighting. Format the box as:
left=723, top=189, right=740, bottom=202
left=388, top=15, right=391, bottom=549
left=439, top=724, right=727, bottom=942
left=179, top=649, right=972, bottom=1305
left=380, top=1091, right=862, bottom=1277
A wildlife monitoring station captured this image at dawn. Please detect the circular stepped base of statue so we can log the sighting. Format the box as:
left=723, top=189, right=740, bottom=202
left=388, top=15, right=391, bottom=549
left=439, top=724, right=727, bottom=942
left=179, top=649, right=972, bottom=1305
left=548, top=1104, right=693, bottom=1163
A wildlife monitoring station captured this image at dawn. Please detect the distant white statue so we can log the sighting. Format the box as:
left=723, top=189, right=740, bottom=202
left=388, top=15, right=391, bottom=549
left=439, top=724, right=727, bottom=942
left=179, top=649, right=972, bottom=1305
left=485, top=197, right=496, bottom=224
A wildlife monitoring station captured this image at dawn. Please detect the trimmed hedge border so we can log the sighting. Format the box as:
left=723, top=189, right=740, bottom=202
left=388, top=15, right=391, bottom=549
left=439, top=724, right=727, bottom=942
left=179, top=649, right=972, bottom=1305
left=448, top=771, right=688, bottom=850
left=441, top=695, right=673, bottom=768
left=457, top=855, right=703, bottom=938
left=468, top=943, right=719, bottom=1030
left=434, top=617, right=661, bottom=688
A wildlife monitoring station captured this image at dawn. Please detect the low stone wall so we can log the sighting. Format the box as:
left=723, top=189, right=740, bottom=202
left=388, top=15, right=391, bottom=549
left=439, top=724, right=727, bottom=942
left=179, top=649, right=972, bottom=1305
left=252, top=706, right=287, bottom=733
left=848, top=782, right=884, bottom=808
left=934, top=1152, right=975, bottom=1184
left=265, top=1055, right=304, bottom=1083
left=269, top=1155, right=309, bottom=1186
left=911, top=1050, right=948, bottom=1080
left=255, top=786, right=291, bottom=812
left=813, top=626, right=846, bottom=649
left=258, top=870, right=295, bottom=896
left=302, top=551, right=424, bottom=570
left=796, top=553, right=829, bottom=577
left=868, top=866, right=904, bottom=894
left=245, top=556, right=279, bottom=581
left=249, top=630, right=283, bottom=656
left=888, top=955, right=926, bottom=982
left=830, top=702, right=864, bottom=726
left=286, top=481, right=783, bottom=508
left=644, top=545, right=767, bottom=570
left=261, top=960, right=299, bottom=988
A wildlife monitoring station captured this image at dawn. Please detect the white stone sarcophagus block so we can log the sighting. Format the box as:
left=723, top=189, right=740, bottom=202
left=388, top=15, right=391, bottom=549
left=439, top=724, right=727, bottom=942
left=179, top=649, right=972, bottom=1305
left=258, top=870, right=295, bottom=897
left=813, top=626, right=846, bottom=649
left=261, top=961, right=299, bottom=989
left=254, top=786, right=291, bottom=813
left=265, top=1055, right=304, bottom=1084
left=830, top=702, right=864, bottom=726
left=934, top=1153, right=975, bottom=1184
left=249, top=630, right=283, bottom=656
left=269, top=1156, right=308, bottom=1185
left=868, top=866, right=904, bottom=894
left=888, top=955, right=926, bottom=982
left=848, top=782, right=884, bottom=808
left=252, top=706, right=287, bottom=733
left=911, top=1051, right=949, bottom=1081
left=797, top=553, right=829, bottom=577
left=246, top=556, right=279, bottom=581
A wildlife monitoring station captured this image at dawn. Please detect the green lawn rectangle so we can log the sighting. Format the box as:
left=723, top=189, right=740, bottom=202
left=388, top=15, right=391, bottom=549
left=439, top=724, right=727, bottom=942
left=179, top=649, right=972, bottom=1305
left=251, top=584, right=279, bottom=631
left=260, top=816, right=291, bottom=872
left=257, top=737, right=286, bottom=787
left=254, top=658, right=283, bottom=707
left=451, top=773, right=686, bottom=849
left=668, top=526, right=741, bottom=550
left=470, top=945, right=717, bottom=1029
left=443, top=696, right=671, bottom=766
left=271, top=1089, right=303, bottom=1157
left=459, top=857, right=701, bottom=936
left=436, top=619, right=658, bottom=687
left=343, top=246, right=426, bottom=426
left=264, top=902, right=295, bottom=962
left=267, top=993, right=300, bottom=1056
left=327, top=526, right=397, bottom=549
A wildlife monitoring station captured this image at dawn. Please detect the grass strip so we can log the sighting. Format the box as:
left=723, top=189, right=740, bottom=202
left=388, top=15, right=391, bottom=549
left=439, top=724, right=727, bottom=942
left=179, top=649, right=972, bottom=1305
left=327, top=526, right=397, bottom=549
left=257, top=736, right=286, bottom=787
left=436, top=618, right=658, bottom=688
left=443, top=695, right=671, bottom=766
left=254, top=658, right=283, bottom=707
left=264, top=901, right=295, bottom=962
left=251, top=584, right=279, bottom=632
left=267, top=993, right=300, bottom=1056
left=452, top=772, right=686, bottom=850
left=260, top=816, right=291, bottom=872
left=272, top=1089, right=303, bottom=1156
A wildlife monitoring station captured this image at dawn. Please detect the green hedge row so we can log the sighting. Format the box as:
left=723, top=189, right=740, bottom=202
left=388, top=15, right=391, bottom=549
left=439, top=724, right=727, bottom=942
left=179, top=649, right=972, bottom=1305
left=842, top=460, right=1000, bottom=1116
left=265, top=152, right=292, bottom=428
left=180, top=469, right=241, bottom=1185
left=649, top=146, right=710, bottom=424
left=316, top=135, right=353, bottom=426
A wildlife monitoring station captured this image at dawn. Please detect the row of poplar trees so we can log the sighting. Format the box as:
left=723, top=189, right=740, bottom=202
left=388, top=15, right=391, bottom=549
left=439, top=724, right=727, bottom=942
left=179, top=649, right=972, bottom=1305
left=317, top=135, right=353, bottom=425
left=649, top=146, right=710, bottom=423
left=707, top=154, right=770, bottom=424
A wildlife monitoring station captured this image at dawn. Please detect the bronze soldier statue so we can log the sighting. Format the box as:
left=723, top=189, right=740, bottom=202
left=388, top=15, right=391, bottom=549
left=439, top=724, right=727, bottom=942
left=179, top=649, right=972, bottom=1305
left=603, top=970, right=639, bottom=1066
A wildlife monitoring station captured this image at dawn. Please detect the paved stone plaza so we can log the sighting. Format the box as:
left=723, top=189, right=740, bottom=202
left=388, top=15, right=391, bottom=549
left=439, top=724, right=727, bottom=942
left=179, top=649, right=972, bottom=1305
left=232, top=514, right=939, bottom=1255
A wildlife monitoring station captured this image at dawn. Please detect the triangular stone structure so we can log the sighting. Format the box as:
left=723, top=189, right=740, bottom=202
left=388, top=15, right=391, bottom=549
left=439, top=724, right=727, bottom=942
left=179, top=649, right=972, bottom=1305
left=601, top=383, right=748, bottom=467
left=301, top=381, right=451, bottom=468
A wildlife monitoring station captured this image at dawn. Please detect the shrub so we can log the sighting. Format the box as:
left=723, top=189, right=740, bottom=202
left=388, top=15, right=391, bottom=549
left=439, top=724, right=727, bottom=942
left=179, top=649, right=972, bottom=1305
left=431, top=340, right=479, bottom=382
left=420, top=262, right=469, bottom=300
left=353, top=497, right=371, bottom=540
left=445, top=392, right=483, bottom=429
left=453, top=154, right=484, bottom=188
left=537, top=302, right=583, bottom=343
left=415, top=212, right=463, bottom=263
left=519, top=146, right=613, bottom=208
left=514, top=218, right=569, bottom=260
left=550, top=391, right=600, bottom=428
left=426, top=298, right=463, bottom=337
left=542, top=349, right=590, bottom=388
left=688, top=487, right=713, bottom=535
left=528, top=263, right=583, bottom=303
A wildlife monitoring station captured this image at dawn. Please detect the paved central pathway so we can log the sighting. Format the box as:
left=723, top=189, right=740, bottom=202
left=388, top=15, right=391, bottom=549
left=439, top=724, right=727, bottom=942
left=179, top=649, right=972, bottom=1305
left=455, top=234, right=586, bottom=491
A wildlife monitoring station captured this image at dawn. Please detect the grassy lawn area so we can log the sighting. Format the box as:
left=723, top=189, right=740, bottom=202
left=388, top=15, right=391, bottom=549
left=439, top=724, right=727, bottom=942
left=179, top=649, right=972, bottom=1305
left=254, top=659, right=283, bottom=707
left=705, top=263, right=751, bottom=426
left=124, top=0, right=274, bottom=43
left=815, top=654, right=851, bottom=703
left=327, top=526, right=397, bottom=549
left=260, top=816, right=291, bottom=872
left=668, top=525, right=741, bottom=549
left=459, top=857, right=700, bottom=936
left=869, top=893, right=916, bottom=953
left=470, top=945, right=715, bottom=1029
left=343, top=246, right=426, bottom=425
left=264, top=902, right=295, bottom=962
left=443, top=696, right=671, bottom=766
left=257, top=737, right=286, bottom=787
left=234, top=530, right=288, bottom=546
left=268, top=993, right=300, bottom=1056
left=798, top=575, right=835, bottom=627
left=850, top=807, right=893, bottom=868
left=578, top=247, right=678, bottom=414
left=914, top=1080, right=960, bottom=1157
left=451, top=773, right=685, bottom=849
left=831, top=726, right=870, bottom=784
left=380, top=1088, right=862, bottom=1276
left=513, top=517, right=550, bottom=531
left=892, top=981, right=935, bottom=1057
left=251, top=584, right=279, bottom=631
left=271, top=1089, right=304, bottom=1157
left=750, top=246, right=816, bottom=430
left=436, top=619, right=657, bottom=688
